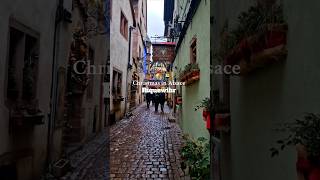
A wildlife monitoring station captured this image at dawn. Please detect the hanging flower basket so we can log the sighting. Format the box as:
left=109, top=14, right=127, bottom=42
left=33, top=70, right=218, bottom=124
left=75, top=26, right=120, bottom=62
left=202, top=108, right=211, bottom=130
left=202, top=108, right=210, bottom=120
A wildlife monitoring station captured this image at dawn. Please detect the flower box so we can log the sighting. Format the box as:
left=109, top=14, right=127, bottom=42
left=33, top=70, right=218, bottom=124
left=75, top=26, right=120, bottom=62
left=224, top=23, right=287, bottom=75
left=185, top=69, right=200, bottom=85
left=180, top=72, right=190, bottom=82
left=179, top=63, right=200, bottom=85
left=239, top=44, right=287, bottom=74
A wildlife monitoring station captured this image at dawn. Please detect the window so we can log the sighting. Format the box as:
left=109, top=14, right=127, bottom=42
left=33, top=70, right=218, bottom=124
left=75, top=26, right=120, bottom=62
left=7, top=22, right=40, bottom=106
left=120, top=11, right=128, bottom=40
left=190, top=37, right=197, bottom=64
left=112, top=69, right=122, bottom=97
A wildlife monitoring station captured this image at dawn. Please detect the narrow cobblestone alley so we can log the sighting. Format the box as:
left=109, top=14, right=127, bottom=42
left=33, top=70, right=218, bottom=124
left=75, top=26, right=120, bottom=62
left=110, top=104, right=187, bottom=179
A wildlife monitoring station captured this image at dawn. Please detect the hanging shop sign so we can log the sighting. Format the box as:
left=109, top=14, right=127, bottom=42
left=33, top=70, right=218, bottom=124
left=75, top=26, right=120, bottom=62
left=152, top=42, right=176, bottom=62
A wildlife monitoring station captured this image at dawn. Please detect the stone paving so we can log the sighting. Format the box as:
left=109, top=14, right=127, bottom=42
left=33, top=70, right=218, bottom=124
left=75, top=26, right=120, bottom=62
left=59, top=129, right=109, bottom=180
left=110, top=104, right=188, bottom=180
left=55, top=103, right=187, bottom=180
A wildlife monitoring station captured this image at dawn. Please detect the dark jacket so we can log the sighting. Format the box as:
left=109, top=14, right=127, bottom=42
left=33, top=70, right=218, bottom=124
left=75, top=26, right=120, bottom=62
left=159, top=93, right=166, bottom=104
left=146, top=93, right=153, bottom=101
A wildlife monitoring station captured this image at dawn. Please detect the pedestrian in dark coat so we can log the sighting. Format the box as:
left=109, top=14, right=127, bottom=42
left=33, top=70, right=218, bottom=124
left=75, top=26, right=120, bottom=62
left=154, top=93, right=160, bottom=112
left=146, top=93, right=153, bottom=108
left=159, top=93, right=166, bottom=113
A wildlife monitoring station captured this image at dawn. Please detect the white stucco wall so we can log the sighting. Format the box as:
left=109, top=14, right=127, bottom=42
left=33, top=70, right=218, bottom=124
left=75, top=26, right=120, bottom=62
left=110, top=0, right=135, bottom=120
left=0, top=0, right=58, bottom=178
left=212, top=0, right=320, bottom=180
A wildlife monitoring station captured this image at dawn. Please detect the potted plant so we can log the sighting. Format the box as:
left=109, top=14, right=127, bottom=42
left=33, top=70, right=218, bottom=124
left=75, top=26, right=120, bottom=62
left=270, top=113, right=320, bottom=180
left=180, top=135, right=210, bottom=180
left=195, top=98, right=212, bottom=130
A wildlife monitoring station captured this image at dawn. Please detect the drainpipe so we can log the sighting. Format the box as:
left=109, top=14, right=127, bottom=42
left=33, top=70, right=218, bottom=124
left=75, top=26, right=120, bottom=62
left=47, top=0, right=62, bottom=170
left=124, top=26, right=135, bottom=116
left=47, top=0, right=72, bottom=170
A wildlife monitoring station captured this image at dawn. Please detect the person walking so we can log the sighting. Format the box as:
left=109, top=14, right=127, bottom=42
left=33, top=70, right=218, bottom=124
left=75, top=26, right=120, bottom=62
left=159, top=93, right=166, bottom=113
left=146, top=92, right=153, bottom=108
left=154, top=93, right=160, bottom=112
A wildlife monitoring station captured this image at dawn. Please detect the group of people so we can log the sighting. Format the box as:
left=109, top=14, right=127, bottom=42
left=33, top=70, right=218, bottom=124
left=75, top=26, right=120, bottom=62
left=145, top=92, right=166, bottom=113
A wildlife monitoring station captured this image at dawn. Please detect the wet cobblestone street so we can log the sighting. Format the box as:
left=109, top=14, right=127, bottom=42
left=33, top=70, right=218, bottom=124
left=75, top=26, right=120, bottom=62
left=110, top=104, right=187, bottom=179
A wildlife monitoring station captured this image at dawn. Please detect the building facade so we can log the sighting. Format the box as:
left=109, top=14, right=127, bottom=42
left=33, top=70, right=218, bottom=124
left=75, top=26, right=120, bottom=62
left=210, top=0, right=320, bottom=180
left=51, top=0, right=109, bottom=164
left=0, top=0, right=109, bottom=179
left=130, top=0, right=148, bottom=111
left=110, top=0, right=136, bottom=122
left=0, top=0, right=58, bottom=179
left=171, top=0, right=211, bottom=139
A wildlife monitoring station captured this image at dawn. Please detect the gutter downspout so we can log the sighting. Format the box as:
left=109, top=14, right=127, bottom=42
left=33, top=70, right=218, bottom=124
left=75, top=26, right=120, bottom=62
left=47, top=0, right=72, bottom=170
left=47, top=0, right=61, bottom=170
left=124, top=26, right=135, bottom=115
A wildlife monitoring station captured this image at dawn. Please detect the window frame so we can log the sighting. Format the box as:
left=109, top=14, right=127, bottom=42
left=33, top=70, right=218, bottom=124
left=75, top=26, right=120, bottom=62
left=112, top=68, right=122, bottom=97
left=120, top=11, right=128, bottom=40
left=190, top=37, right=197, bottom=64
left=5, top=18, right=40, bottom=107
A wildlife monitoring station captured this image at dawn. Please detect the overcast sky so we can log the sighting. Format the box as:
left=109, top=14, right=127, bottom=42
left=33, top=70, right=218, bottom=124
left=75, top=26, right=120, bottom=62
left=147, top=0, right=165, bottom=42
